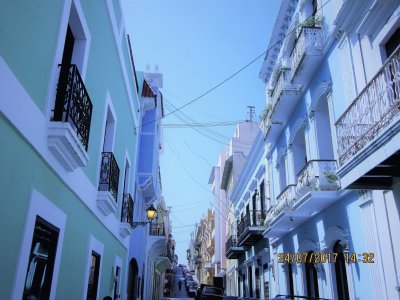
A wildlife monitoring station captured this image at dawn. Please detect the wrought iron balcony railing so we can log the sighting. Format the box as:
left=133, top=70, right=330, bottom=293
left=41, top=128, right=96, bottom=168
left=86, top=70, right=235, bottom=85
left=264, top=208, right=276, bottom=227
left=53, top=64, right=93, bottom=151
left=237, top=210, right=266, bottom=237
left=275, top=184, right=297, bottom=217
left=290, top=27, right=323, bottom=80
left=121, top=193, right=134, bottom=227
left=336, top=46, right=400, bottom=165
left=98, top=152, right=120, bottom=200
left=225, top=235, right=239, bottom=250
left=269, top=68, right=291, bottom=111
left=296, top=160, right=340, bottom=198
left=150, top=223, right=165, bottom=236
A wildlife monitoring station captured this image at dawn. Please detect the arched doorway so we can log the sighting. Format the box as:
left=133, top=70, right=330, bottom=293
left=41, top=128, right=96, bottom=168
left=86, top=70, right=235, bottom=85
left=127, top=258, right=138, bottom=300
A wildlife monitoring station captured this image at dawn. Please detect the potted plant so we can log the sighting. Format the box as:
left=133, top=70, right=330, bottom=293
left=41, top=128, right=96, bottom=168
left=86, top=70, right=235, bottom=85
left=302, top=15, right=323, bottom=28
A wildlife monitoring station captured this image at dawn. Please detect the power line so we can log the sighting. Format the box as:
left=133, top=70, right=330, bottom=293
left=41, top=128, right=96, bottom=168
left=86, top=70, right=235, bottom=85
left=136, top=0, right=332, bottom=129
left=164, top=98, right=255, bottom=149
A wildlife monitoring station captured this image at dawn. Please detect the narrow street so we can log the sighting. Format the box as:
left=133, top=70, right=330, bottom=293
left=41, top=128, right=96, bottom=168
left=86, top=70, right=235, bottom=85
left=163, top=267, right=194, bottom=300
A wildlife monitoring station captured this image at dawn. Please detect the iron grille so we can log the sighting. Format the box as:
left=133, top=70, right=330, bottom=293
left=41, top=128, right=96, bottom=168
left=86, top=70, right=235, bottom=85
left=149, top=223, right=165, bottom=236
left=336, top=46, right=400, bottom=164
left=121, top=193, right=134, bottom=227
left=53, top=64, right=93, bottom=151
left=98, top=152, right=120, bottom=201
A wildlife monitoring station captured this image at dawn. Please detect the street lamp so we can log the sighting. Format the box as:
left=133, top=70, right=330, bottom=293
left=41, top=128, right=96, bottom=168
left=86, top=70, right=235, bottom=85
left=131, top=204, right=157, bottom=229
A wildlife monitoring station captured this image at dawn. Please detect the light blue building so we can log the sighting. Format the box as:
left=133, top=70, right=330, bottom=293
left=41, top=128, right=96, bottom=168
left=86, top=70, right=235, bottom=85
left=127, top=70, right=172, bottom=300
left=225, top=0, right=400, bottom=299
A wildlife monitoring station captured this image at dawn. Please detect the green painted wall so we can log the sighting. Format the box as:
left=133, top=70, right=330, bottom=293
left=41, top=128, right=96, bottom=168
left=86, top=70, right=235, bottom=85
left=0, top=116, right=126, bottom=299
left=0, top=0, right=142, bottom=298
left=0, top=0, right=63, bottom=112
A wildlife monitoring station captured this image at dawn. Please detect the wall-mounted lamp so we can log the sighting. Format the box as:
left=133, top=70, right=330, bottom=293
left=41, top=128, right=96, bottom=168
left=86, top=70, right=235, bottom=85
left=131, top=204, right=157, bottom=229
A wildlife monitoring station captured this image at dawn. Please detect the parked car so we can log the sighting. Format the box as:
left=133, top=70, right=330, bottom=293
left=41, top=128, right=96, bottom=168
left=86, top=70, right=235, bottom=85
left=186, top=279, right=195, bottom=291
left=185, top=273, right=193, bottom=283
left=200, top=286, right=224, bottom=299
left=271, top=296, right=331, bottom=300
left=196, top=284, right=212, bottom=300
left=188, top=282, right=199, bottom=297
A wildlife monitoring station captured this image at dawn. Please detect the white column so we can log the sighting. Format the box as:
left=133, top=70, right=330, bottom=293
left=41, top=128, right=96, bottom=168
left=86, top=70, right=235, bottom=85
left=307, top=111, right=319, bottom=160
left=359, top=190, right=387, bottom=299
left=286, top=145, right=296, bottom=185
left=326, top=92, right=340, bottom=162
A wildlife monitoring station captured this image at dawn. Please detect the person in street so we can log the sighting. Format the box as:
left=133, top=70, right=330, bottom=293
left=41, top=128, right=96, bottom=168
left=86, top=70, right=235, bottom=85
left=178, top=280, right=182, bottom=290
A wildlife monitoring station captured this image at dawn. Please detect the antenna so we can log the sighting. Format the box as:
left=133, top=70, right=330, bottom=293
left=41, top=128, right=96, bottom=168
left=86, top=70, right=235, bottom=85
left=247, top=106, right=255, bottom=122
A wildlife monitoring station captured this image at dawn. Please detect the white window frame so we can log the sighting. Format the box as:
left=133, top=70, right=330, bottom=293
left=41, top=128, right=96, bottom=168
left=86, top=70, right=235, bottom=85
left=11, top=189, right=67, bottom=300
left=82, top=235, right=104, bottom=300
left=45, top=0, right=91, bottom=119
left=112, top=255, right=123, bottom=300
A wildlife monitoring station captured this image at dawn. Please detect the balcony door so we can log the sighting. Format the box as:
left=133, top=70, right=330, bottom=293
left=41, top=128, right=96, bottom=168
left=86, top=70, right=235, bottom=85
left=315, top=96, right=334, bottom=160
left=54, top=25, right=75, bottom=122
left=293, top=128, right=307, bottom=180
left=385, top=27, right=400, bottom=58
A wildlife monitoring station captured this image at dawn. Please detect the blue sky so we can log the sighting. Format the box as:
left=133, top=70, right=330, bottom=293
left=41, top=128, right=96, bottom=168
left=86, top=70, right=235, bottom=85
left=121, top=0, right=281, bottom=264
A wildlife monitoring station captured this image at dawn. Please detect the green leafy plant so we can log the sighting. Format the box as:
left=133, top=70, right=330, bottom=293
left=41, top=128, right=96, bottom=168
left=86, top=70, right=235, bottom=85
left=302, top=15, right=323, bottom=28
left=324, top=172, right=338, bottom=183
left=261, top=103, right=272, bottom=123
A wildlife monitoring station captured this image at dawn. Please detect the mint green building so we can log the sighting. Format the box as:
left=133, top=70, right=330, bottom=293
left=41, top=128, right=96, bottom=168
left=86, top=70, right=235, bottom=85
left=0, top=0, right=142, bottom=299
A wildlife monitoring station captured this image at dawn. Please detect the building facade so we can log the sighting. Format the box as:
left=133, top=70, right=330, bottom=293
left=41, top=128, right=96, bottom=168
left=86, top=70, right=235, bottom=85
left=0, top=0, right=142, bottom=298
left=226, top=0, right=400, bottom=299
left=222, top=0, right=400, bottom=299
left=127, top=70, right=172, bottom=300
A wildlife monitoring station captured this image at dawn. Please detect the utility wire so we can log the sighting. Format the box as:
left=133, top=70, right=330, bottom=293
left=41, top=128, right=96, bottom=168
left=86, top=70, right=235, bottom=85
left=166, top=140, right=235, bottom=220
left=164, top=98, right=254, bottom=150
left=136, top=0, right=332, bottom=130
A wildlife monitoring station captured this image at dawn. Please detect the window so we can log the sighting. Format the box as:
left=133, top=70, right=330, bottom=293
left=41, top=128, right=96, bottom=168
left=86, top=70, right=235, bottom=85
left=87, top=251, right=101, bottom=300
left=113, top=266, right=121, bottom=299
left=248, top=266, right=253, bottom=298
left=23, top=217, right=60, bottom=300
left=333, top=241, right=350, bottom=300
left=103, top=106, right=116, bottom=152
left=385, top=27, right=400, bottom=57
left=304, top=251, right=319, bottom=298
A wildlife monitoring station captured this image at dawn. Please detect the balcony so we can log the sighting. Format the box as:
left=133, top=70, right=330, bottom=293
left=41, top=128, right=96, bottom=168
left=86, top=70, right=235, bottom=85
left=119, top=193, right=134, bottom=238
left=290, top=27, right=324, bottom=85
left=296, top=160, right=340, bottom=198
left=149, top=223, right=165, bottom=237
left=264, top=69, right=302, bottom=142
left=225, top=235, right=245, bottom=259
left=237, top=210, right=266, bottom=246
left=264, top=162, right=341, bottom=239
left=48, top=64, right=92, bottom=171
left=336, top=47, right=400, bottom=188
left=97, top=152, right=120, bottom=216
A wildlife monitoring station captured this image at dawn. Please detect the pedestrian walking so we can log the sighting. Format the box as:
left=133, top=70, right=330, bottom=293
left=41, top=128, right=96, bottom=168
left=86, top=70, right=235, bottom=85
left=178, top=280, right=182, bottom=290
